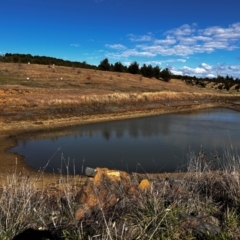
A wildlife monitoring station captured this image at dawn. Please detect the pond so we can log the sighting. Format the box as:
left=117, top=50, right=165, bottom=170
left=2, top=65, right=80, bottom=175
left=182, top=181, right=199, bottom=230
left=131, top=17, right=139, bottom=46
left=9, top=108, right=240, bottom=174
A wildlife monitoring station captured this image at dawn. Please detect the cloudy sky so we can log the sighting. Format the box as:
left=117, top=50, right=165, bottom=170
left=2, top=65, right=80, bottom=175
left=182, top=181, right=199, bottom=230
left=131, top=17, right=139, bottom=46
left=1, top=0, right=240, bottom=78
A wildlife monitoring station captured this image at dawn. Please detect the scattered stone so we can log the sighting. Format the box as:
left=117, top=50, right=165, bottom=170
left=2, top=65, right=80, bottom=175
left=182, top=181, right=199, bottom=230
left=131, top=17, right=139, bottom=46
left=165, top=178, right=188, bottom=195
left=179, top=213, right=221, bottom=237
left=85, top=167, right=97, bottom=177
left=125, top=224, right=142, bottom=239
left=139, top=179, right=151, bottom=190
left=193, top=211, right=220, bottom=227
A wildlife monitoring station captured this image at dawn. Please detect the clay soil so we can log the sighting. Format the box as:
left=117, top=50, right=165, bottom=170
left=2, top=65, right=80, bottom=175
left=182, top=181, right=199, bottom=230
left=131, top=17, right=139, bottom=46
left=1, top=62, right=240, bottom=187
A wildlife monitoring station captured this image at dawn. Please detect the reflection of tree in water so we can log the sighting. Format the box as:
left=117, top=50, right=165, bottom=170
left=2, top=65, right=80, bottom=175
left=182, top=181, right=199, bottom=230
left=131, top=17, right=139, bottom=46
left=102, top=129, right=111, bottom=140
left=115, top=128, right=124, bottom=138
left=95, top=115, right=172, bottom=139
left=128, top=121, right=139, bottom=138
left=141, top=115, right=171, bottom=137
left=126, top=115, right=171, bottom=138
left=51, top=136, right=59, bottom=142
left=22, top=139, right=27, bottom=146
left=17, top=115, right=173, bottom=150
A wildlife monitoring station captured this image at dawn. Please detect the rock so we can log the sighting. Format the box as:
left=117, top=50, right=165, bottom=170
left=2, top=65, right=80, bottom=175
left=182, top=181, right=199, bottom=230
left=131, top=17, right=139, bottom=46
left=12, top=228, right=57, bottom=240
left=198, top=213, right=220, bottom=227
left=75, top=167, right=139, bottom=220
left=85, top=167, right=97, bottom=177
left=139, top=179, right=151, bottom=190
left=179, top=213, right=221, bottom=237
left=163, top=178, right=189, bottom=206
left=124, top=224, right=142, bottom=239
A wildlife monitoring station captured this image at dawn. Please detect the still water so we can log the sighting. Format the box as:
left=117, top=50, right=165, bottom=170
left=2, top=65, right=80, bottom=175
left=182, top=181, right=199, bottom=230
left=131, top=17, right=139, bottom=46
left=9, top=108, right=240, bottom=174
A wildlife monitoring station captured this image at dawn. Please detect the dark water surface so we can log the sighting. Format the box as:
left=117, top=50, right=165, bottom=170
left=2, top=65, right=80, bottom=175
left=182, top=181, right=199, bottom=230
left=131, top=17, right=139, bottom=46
left=9, top=108, right=240, bottom=174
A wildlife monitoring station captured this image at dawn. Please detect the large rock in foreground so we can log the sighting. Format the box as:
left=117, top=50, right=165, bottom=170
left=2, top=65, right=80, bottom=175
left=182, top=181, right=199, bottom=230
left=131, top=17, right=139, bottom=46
left=75, top=167, right=150, bottom=220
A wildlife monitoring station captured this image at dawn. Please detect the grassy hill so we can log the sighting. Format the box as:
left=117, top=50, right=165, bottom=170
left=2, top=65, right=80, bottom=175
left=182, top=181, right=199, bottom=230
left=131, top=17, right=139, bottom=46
left=0, top=62, right=212, bottom=92
left=1, top=61, right=240, bottom=138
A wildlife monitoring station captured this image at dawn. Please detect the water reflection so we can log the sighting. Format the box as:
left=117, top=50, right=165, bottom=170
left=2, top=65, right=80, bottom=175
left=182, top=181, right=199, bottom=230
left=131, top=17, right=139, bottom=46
left=9, top=108, right=240, bottom=174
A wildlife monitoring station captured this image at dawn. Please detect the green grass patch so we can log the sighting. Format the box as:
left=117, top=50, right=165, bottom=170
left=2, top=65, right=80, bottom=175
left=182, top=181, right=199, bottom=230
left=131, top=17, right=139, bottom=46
left=0, top=73, right=23, bottom=85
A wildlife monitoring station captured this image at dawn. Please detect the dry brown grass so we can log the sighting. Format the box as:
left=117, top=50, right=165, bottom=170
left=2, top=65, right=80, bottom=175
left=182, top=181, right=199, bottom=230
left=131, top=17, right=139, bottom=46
left=0, top=62, right=238, bottom=115
left=2, top=150, right=240, bottom=239
left=0, top=62, right=231, bottom=94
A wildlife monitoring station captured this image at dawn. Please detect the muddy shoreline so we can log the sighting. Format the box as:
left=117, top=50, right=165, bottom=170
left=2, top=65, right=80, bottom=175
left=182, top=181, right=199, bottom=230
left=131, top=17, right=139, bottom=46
left=0, top=100, right=237, bottom=173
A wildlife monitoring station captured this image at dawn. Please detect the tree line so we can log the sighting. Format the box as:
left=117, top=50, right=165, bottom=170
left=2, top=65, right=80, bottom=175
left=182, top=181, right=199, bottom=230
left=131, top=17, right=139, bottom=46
left=174, top=73, right=239, bottom=82
left=174, top=73, right=240, bottom=91
left=0, top=53, right=172, bottom=82
left=97, top=58, right=172, bottom=81
left=1, top=53, right=239, bottom=84
left=0, top=53, right=96, bottom=69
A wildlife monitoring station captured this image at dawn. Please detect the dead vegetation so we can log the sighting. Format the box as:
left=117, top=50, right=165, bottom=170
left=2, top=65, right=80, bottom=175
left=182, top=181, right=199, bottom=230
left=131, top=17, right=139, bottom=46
left=2, top=149, right=240, bottom=239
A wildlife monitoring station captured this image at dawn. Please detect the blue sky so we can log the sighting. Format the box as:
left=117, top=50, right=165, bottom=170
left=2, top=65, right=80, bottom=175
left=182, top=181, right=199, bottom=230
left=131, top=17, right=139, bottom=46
left=1, top=0, right=240, bottom=78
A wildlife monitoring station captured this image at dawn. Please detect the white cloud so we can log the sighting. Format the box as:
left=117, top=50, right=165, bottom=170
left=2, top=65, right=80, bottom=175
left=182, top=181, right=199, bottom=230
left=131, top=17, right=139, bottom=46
left=137, top=45, right=192, bottom=56
left=154, top=36, right=176, bottom=45
left=200, top=63, right=212, bottom=70
left=202, top=23, right=240, bottom=40
left=70, top=44, right=80, bottom=48
left=166, top=24, right=196, bottom=37
left=140, top=58, right=186, bottom=67
left=165, top=58, right=187, bottom=63
left=178, top=37, right=197, bottom=45
left=206, top=74, right=216, bottom=78
left=170, top=62, right=240, bottom=78
left=105, top=44, right=126, bottom=50
left=128, top=34, right=153, bottom=42
left=171, top=69, right=183, bottom=75
left=103, top=22, right=240, bottom=77
left=182, top=66, right=207, bottom=74
left=193, top=36, right=212, bottom=41
left=141, top=61, right=162, bottom=66
left=202, top=26, right=226, bottom=36
left=228, top=65, right=240, bottom=71
left=121, top=22, right=240, bottom=58
left=106, top=49, right=156, bottom=59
